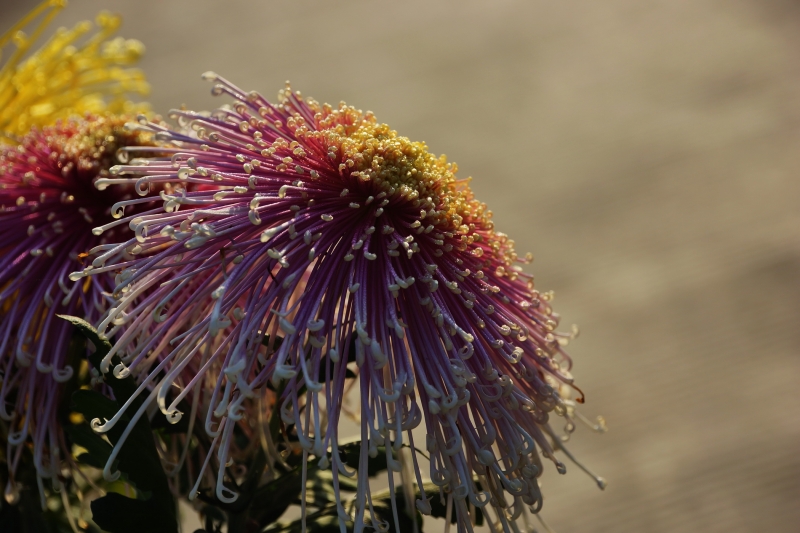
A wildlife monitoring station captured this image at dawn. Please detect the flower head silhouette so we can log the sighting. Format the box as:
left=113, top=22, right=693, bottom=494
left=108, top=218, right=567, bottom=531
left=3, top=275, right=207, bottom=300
left=0, top=2, right=153, bottom=504
left=0, top=114, right=161, bottom=503
left=77, top=74, right=603, bottom=530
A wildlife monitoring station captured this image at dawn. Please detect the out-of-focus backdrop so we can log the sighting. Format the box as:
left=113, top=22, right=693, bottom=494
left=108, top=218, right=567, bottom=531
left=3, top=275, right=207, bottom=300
left=3, top=1, right=798, bottom=531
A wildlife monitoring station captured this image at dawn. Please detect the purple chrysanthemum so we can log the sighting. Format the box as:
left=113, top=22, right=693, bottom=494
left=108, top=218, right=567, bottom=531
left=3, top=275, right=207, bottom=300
left=0, top=114, right=158, bottom=502
left=78, top=74, right=603, bottom=531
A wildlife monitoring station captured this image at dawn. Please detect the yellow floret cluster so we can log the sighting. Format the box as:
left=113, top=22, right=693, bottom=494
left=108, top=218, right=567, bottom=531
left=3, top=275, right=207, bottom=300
left=0, top=2, right=149, bottom=143
left=292, top=97, right=496, bottom=238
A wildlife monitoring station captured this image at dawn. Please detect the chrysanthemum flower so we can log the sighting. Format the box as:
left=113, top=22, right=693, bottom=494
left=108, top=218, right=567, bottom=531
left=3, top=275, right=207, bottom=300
left=78, top=74, right=603, bottom=531
left=0, top=114, right=160, bottom=504
left=0, top=2, right=152, bottom=505
left=0, top=0, right=149, bottom=144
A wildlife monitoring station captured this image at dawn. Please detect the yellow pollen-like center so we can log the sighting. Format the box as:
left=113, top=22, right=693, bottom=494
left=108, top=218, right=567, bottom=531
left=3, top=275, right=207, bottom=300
left=297, top=101, right=493, bottom=235
left=50, top=114, right=153, bottom=179
left=0, top=3, right=150, bottom=143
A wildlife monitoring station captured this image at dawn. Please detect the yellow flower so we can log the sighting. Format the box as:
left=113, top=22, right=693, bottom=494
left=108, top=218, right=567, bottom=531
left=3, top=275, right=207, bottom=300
left=0, top=0, right=150, bottom=143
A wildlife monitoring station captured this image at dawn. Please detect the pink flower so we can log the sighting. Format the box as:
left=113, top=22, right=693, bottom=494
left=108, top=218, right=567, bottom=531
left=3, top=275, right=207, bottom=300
left=0, top=114, right=157, bottom=502
left=78, top=74, right=603, bottom=531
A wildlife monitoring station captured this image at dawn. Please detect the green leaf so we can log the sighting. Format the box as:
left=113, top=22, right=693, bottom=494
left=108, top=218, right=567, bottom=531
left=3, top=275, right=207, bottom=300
left=71, top=389, right=124, bottom=425
left=70, top=388, right=164, bottom=499
left=57, top=331, right=88, bottom=426
left=425, top=482, right=484, bottom=525
left=371, top=481, right=485, bottom=526
left=250, top=462, right=318, bottom=528
left=366, top=487, right=423, bottom=533
left=65, top=422, right=113, bottom=470
left=58, top=315, right=178, bottom=533
left=337, top=439, right=430, bottom=479
left=314, top=470, right=359, bottom=494
left=210, top=445, right=269, bottom=519
left=303, top=470, right=357, bottom=510
left=262, top=505, right=351, bottom=533
left=56, top=315, right=112, bottom=370
left=91, top=493, right=176, bottom=533
left=338, top=440, right=390, bottom=477
left=264, top=483, right=428, bottom=533
left=367, top=502, right=420, bottom=533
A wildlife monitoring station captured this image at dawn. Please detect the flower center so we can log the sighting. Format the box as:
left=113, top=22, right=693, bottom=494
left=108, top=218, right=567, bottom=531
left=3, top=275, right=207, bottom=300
left=49, top=114, right=151, bottom=221
left=291, top=101, right=493, bottom=236
left=0, top=114, right=155, bottom=260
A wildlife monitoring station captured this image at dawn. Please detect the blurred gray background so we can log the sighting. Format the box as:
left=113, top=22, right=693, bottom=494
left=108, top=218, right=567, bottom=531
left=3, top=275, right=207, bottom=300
left=2, top=0, right=799, bottom=531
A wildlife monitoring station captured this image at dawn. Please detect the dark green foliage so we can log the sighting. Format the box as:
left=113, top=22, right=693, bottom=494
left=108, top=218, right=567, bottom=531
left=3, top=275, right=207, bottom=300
left=50, top=318, right=471, bottom=533
left=65, top=419, right=113, bottom=470
left=91, top=493, right=175, bottom=533
left=250, top=460, right=317, bottom=528
left=58, top=315, right=178, bottom=533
